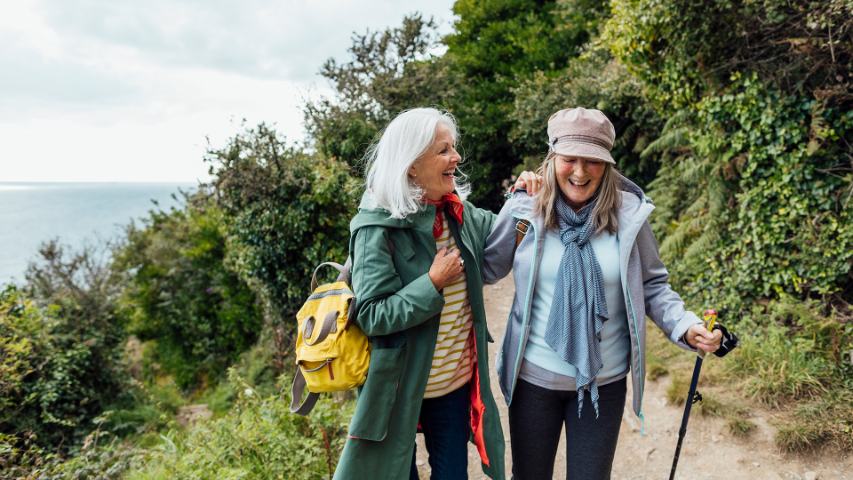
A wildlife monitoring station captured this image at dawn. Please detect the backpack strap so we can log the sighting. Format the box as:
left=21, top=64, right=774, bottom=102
left=515, top=219, right=531, bottom=249
left=290, top=368, right=320, bottom=415
left=338, top=256, right=353, bottom=283
left=311, top=261, right=348, bottom=291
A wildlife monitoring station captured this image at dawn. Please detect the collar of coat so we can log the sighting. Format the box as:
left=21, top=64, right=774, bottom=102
left=350, top=190, right=464, bottom=235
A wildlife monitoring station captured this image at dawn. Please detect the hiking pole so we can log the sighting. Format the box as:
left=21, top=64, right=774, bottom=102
left=668, top=309, right=717, bottom=480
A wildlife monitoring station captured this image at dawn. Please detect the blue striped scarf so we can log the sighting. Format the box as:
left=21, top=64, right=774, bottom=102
left=544, top=195, right=609, bottom=418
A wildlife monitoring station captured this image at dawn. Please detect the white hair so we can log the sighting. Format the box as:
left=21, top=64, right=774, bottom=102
left=364, top=108, right=471, bottom=219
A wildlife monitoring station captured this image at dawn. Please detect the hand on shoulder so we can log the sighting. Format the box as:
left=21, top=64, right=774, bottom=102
left=513, top=171, right=543, bottom=195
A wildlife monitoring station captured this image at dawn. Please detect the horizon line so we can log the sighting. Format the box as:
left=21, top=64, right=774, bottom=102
left=0, top=180, right=202, bottom=184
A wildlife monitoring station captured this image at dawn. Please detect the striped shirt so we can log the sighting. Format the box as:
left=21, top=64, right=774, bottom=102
left=423, top=217, right=474, bottom=399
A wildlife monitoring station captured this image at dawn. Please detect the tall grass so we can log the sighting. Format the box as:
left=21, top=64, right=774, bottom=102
left=647, top=297, right=853, bottom=453
left=123, top=371, right=353, bottom=480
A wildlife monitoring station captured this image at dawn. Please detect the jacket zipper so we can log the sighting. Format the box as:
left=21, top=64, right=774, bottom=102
left=511, top=214, right=538, bottom=401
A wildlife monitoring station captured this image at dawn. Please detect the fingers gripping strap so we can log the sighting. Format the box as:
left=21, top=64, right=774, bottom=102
left=303, top=310, right=338, bottom=346
left=290, top=368, right=320, bottom=415
left=311, top=262, right=347, bottom=291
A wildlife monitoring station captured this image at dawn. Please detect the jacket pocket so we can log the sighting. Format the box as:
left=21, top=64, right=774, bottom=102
left=347, top=344, right=406, bottom=441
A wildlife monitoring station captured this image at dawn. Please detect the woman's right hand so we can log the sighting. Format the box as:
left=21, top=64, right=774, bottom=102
left=514, top=170, right=543, bottom=195
left=428, top=247, right=464, bottom=290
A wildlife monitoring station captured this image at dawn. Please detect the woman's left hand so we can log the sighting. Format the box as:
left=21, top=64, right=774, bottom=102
left=685, top=324, right=723, bottom=353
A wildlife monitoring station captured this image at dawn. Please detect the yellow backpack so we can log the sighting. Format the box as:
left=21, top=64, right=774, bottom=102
left=290, top=261, right=370, bottom=415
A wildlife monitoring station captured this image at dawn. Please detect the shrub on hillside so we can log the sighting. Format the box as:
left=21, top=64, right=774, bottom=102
left=124, top=371, right=352, bottom=480
left=206, top=124, right=361, bottom=353
left=1, top=241, right=128, bottom=454
left=646, top=75, right=852, bottom=313
left=604, top=0, right=851, bottom=109
left=115, top=191, right=262, bottom=390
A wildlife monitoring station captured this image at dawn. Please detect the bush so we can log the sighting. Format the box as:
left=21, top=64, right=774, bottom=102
left=647, top=74, right=852, bottom=315
left=124, top=371, right=353, bottom=480
left=0, top=242, right=129, bottom=452
left=115, top=191, right=262, bottom=390
left=207, top=124, right=361, bottom=355
left=727, top=298, right=852, bottom=406
left=603, top=0, right=851, bottom=110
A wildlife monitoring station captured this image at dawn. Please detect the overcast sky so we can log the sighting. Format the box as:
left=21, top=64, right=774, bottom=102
left=0, top=0, right=456, bottom=183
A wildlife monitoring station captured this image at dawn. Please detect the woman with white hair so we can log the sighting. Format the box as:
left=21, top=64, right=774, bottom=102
left=333, top=108, right=507, bottom=480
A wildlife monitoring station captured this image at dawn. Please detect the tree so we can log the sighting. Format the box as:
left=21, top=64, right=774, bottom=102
left=115, top=192, right=262, bottom=389
left=305, top=14, right=455, bottom=174
left=206, top=124, right=361, bottom=369
left=444, top=0, right=608, bottom=208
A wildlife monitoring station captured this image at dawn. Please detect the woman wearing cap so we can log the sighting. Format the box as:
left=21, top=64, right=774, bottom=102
left=483, top=107, right=723, bottom=479
left=334, top=107, right=509, bottom=480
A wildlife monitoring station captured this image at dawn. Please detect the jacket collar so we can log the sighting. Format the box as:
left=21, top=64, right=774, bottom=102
left=349, top=190, right=435, bottom=234
left=615, top=174, right=655, bottom=242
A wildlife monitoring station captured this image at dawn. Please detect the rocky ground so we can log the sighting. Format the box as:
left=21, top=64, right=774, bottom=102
left=415, top=276, right=852, bottom=479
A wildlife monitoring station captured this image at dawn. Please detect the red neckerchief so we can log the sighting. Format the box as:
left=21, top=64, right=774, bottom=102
left=424, top=193, right=464, bottom=239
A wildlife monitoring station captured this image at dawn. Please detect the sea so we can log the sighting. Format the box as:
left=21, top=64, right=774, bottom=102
left=0, top=182, right=196, bottom=285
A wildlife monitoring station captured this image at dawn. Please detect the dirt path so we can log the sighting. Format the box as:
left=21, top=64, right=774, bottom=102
left=416, top=276, right=852, bottom=479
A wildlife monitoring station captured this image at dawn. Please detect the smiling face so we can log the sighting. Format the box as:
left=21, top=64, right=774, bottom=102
left=554, top=154, right=606, bottom=209
left=409, top=123, right=461, bottom=201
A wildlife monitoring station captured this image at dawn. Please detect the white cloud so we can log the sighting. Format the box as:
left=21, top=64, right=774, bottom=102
left=0, top=0, right=455, bottom=182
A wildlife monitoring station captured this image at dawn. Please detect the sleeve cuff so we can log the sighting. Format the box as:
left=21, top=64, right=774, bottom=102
left=411, top=273, right=445, bottom=316
left=671, top=313, right=703, bottom=351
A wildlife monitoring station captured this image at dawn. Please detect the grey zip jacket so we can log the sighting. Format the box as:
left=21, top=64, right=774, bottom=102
left=483, top=175, right=701, bottom=421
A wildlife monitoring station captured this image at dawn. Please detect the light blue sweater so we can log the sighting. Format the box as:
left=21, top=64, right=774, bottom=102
left=519, top=227, right=630, bottom=390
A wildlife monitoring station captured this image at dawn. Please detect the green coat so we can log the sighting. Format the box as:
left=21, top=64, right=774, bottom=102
left=333, top=194, right=505, bottom=480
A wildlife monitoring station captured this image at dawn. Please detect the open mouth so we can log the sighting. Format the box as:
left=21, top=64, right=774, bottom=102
left=442, top=169, right=456, bottom=178
left=569, top=178, right=589, bottom=187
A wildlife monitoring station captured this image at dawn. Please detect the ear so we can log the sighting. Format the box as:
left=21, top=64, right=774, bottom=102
left=408, top=163, right=418, bottom=178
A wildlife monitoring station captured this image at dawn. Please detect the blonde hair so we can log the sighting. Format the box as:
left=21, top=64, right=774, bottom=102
left=535, top=152, right=621, bottom=234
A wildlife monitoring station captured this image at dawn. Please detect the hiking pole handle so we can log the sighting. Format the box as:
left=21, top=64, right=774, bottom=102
left=703, top=309, right=717, bottom=331
left=697, top=309, right=718, bottom=359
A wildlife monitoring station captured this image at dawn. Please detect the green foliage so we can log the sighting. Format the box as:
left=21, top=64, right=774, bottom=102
left=116, top=192, right=262, bottom=390
left=446, top=0, right=606, bottom=208
left=0, top=243, right=129, bottom=451
left=305, top=14, right=455, bottom=173
left=207, top=123, right=361, bottom=329
left=0, top=287, right=38, bottom=420
left=727, top=298, right=852, bottom=407
left=125, top=372, right=353, bottom=480
left=604, top=0, right=852, bottom=110
left=649, top=74, right=852, bottom=313
left=39, top=431, right=146, bottom=480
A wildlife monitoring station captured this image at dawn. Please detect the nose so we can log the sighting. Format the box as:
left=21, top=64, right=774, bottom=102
left=450, top=148, right=461, bottom=164
left=574, top=159, right=588, bottom=177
